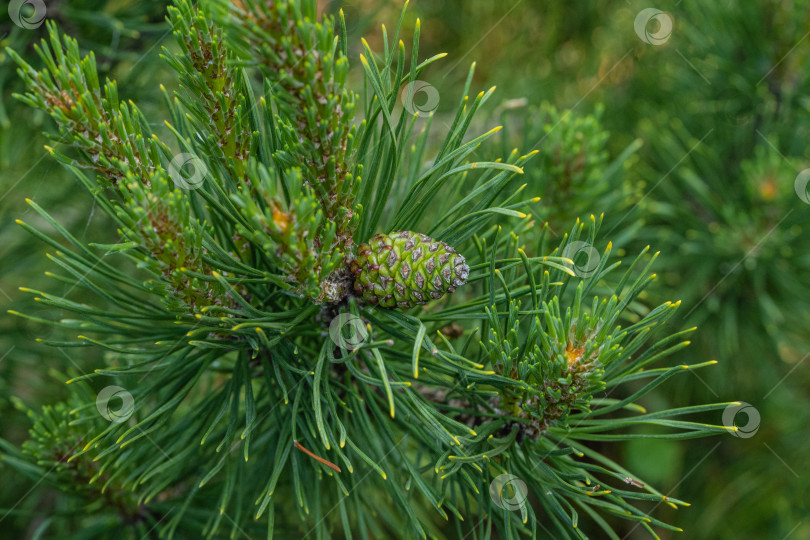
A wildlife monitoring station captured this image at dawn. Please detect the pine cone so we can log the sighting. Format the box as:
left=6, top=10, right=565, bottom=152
left=350, top=231, right=470, bottom=308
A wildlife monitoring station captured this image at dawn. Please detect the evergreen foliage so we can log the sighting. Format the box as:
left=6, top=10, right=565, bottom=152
left=0, top=1, right=744, bottom=539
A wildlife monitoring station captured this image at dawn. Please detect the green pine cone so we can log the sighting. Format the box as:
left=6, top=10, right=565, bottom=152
left=350, top=231, right=470, bottom=308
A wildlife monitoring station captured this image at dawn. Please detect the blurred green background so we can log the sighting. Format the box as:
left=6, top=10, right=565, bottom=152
left=2, top=0, right=809, bottom=538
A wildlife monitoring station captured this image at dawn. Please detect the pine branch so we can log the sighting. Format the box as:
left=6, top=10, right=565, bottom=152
left=8, top=24, right=161, bottom=186
left=164, top=0, right=252, bottom=181
left=228, top=0, right=359, bottom=245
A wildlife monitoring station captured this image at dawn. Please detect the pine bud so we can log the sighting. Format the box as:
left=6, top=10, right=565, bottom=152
left=350, top=231, right=470, bottom=308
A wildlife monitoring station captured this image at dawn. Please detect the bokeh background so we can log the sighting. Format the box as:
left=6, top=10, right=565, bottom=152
left=2, top=0, right=809, bottom=538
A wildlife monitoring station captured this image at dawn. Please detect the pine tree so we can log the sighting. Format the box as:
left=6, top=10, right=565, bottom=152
left=2, top=1, right=737, bottom=538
